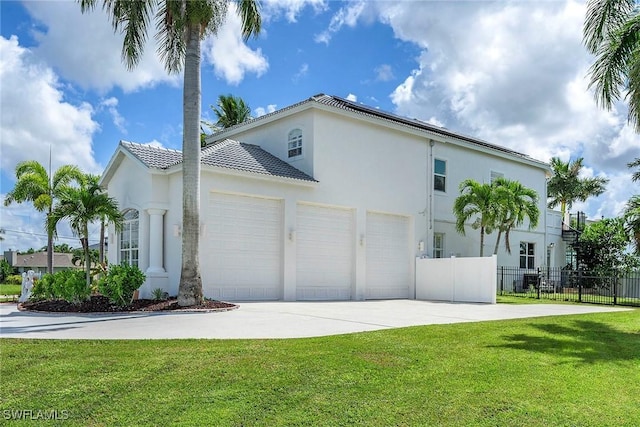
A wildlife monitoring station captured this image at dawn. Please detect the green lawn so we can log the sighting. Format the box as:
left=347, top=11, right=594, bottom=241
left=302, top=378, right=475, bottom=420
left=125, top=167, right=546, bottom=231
left=0, top=284, right=20, bottom=302
left=1, top=310, right=639, bottom=426
left=0, top=284, right=21, bottom=295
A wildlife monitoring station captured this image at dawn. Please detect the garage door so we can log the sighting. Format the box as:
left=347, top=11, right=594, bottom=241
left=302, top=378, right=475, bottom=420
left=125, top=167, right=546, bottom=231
left=296, top=203, right=354, bottom=300
left=366, top=212, right=411, bottom=299
left=204, top=192, right=282, bottom=300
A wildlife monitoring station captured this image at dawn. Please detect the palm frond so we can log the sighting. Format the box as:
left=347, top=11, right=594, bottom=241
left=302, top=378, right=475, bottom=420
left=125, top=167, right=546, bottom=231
left=629, top=157, right=640, bottom=182
left=588, top=13, right=640, bottom=109
left=155, top=0, right=186, bottom=74
left=584, top=0, right=635, bottom=54
left=235, top=0, right=261, bottom=40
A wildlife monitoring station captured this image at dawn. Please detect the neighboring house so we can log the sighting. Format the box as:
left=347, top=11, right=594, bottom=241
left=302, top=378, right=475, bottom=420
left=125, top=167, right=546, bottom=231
left=101, top=94, right=566, bottom=301
left=3, top=250, right=78, bottom=274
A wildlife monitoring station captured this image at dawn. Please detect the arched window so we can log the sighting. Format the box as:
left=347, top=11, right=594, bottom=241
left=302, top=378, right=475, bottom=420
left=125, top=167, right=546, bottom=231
left=120, top=209, right=139, bottom=266
left=287, top=129, right=303, bottom=158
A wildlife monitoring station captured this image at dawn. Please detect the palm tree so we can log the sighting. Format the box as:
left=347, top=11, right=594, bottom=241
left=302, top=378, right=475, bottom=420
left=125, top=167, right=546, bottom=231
left=211, top=94, right=252, bottom=129
left=629, top=158, right=640, bottom=182
left=623, top=195, right=640, bottom=253
left=4, top=160, right=83, bottom=274
left=83, top=174, right=109, bottom=264
left=584, top=0, right=640, bottom=131
left=454, top=179, right=498, bottom=257
left=491, top=178, right=540, bottom=255
left=49, top=178, right=124, bottom=287
left=547, top=157, right=608, bottom=221
left=80, top=0, right=261, bottom=306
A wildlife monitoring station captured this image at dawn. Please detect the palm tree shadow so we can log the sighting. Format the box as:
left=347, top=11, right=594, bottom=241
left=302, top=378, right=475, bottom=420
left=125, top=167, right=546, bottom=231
left=492, top=320, right=640, bottom=364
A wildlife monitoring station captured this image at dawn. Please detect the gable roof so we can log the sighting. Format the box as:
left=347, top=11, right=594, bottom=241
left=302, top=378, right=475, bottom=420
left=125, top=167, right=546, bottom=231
left=119, top=140, right=316, bottom=182
left=211, top=94, right=547, bottom=168
left=14, top=252, right=77, bottom=269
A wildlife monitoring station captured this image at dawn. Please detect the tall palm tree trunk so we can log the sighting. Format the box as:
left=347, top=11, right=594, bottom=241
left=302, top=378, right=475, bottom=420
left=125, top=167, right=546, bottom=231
left=493, top=229, right=503, bottom=255
left=99, top=220, right=105, bottom=265
left=47, top=206, right=54, bottom=274
left=480, top=227, right=485, bottom=257
left=82, top=224, right=91, bottom=288
left=178, top=22, right=204, bottom=307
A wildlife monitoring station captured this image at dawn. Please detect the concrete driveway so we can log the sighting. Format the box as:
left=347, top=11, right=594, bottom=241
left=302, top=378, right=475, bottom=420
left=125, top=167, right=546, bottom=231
left=0, top=300, right=631, bottom=340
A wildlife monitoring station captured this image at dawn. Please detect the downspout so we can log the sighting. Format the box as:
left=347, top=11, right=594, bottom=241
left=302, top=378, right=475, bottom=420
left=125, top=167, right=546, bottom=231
left=428, top=139, right=435, bottom=255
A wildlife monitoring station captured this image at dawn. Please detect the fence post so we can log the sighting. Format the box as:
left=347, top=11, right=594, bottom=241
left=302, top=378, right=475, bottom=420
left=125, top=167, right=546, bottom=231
left=613, top=272, right=618, bottom=305
left=537, top=267, right=541, bottom=300
left=500, top=266, right=504, bottom=295
left=578, top=269, right=582, bottom=303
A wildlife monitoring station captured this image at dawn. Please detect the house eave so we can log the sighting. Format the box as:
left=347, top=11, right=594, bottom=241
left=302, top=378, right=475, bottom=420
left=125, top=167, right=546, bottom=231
left=202, top=164, right=318, bottom=187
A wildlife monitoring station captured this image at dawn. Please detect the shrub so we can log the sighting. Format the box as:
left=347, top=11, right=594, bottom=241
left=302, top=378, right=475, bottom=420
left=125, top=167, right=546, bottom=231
left=56, top=270, right=91, bottom=304
left=151, top=288, right=166, bottom=301
left=0, top=259, right=13, bottom=282
left=5, top=274, right=23, bottom=286
left=30, top=270, right=90, bottom=304
left=30, top=274, right=55, bottom=301
left=98, top=264, right=145, bottom=307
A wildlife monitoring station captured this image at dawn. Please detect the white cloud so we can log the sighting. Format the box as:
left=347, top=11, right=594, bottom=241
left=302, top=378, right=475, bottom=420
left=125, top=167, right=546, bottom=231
left=346, top=93, right=357, bottom=102
left=262, top=0, right=328, bottom=23
left=314, top=0, right=366, bottom=44
left=0, top=36, right=101, bottom=177
left=255, top=104, right=277, bottom=117
left=99, top=97, right=126, bottom=134
left=202, top=5, right=269, bottom=85
left=375, top=64, right=394, bottom=82
left=23, top=1, right=178, bottom=93
left=292, top=63, right=309, bottom=83
left=0, top=36, right=105, bottom=252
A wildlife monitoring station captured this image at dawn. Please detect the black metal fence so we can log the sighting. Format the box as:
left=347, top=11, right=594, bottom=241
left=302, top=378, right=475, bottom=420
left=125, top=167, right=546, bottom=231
left=497, top=266, right=640, bottom=307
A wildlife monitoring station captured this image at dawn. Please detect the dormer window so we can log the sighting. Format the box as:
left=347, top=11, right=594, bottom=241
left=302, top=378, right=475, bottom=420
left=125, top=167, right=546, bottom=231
left=288, top=129, right=303, bottom=158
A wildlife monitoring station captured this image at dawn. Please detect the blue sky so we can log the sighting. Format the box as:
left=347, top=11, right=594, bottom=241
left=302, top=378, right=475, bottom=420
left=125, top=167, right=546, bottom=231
left=1, top=0, right=639, bottom=252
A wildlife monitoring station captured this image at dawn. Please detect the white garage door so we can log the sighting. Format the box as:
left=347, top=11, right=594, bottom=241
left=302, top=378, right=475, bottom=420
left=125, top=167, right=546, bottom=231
left=296, top=203, right=354, bottom=300
left=366, top=212, right=411, bottom=299
left=204, top=192, right=282, bottom=301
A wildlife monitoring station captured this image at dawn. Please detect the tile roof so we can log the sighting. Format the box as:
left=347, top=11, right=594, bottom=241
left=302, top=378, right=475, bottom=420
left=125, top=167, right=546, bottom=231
left=120, top=140, right=316, bottom=182
left=121, top=141, right=183, bottom=169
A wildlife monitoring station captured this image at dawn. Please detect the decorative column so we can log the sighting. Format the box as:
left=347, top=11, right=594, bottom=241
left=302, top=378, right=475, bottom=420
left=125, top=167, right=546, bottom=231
left=146, top=209, right=166, bottom=273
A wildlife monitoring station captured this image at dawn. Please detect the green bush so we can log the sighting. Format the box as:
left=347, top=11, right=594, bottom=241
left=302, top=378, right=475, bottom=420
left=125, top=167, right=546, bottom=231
left=98, top=264, right=145, bottom=307
left=29, top=270, right=90, bottom=304
left=56, top=270, right=91, bottom=304
left=30, top=274, right=55, bottom=301
left=5, top=274, right=23, bottom=286
left=0, top=259, right=13, bottom=282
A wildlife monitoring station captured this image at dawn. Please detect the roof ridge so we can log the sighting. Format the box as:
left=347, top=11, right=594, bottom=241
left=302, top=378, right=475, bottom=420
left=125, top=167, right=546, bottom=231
left=120, top=140, right=182, bottom=154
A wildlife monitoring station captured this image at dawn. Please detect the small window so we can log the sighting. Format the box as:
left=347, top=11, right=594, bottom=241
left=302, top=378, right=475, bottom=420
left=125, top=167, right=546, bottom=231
left=491, top=171, right=504, bottom=183
left=120, top=209, right=139, bottom=267
left=433, top=233, right=445, bottom=258
left=519, top=242, right=535, bottom=269
left=288, top=129, right=302, bottom=158
left=434, top=158, right=446, bottom=192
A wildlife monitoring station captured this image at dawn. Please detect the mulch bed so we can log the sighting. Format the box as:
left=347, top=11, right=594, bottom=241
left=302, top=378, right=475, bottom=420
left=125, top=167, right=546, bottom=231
left=19, top=295, right=237, bottom=313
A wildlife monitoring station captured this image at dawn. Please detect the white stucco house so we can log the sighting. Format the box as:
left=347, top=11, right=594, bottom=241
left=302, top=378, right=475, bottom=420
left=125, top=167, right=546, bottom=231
left=101, top=94, right=565, bottom=301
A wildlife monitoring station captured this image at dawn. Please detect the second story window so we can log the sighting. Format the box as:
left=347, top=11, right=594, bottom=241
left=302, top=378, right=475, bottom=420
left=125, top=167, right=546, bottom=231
left=434, top=158, right=446, bottom=192
left=288, top=129, right=302, bottom=158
